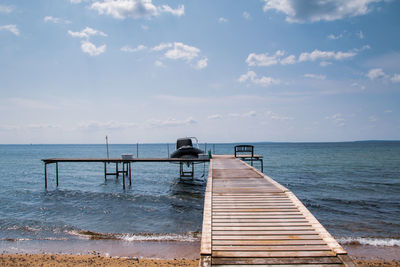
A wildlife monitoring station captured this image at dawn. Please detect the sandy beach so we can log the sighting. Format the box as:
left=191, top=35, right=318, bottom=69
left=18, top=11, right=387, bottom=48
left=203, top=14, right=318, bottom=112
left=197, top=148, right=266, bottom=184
left=0, top=254, right=400, bottom=267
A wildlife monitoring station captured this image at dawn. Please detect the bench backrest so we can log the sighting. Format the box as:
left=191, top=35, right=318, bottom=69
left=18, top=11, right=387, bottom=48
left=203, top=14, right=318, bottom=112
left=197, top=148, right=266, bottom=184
left=234, top=145, right=254, bottom=157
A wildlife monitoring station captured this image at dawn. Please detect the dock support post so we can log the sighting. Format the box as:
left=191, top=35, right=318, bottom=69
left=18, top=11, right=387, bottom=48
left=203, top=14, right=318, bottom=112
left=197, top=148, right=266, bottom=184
left=129, top=162, right=132, bottom=186
left=104, top=162, right=107, bottom=181
left=192, top=162, right=194, bottom=180
left=116, top=163, right=119, bottom=178
left=44, top=163, right=47, bottom=189
left=56, top=162, right=59, bottom=187
left=122, top=162, right=126, bottom=189
left=260, top=159, right=263, bottom=173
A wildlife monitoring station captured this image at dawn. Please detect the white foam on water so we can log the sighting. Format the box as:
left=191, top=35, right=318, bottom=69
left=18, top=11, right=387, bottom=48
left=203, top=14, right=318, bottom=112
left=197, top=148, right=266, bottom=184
left=117, top=233, right=199, bottom=242
left=338, top=237, right=400, bottom=247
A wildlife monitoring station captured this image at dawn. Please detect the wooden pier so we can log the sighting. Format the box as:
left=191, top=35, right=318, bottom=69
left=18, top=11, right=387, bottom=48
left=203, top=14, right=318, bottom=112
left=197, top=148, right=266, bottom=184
left=200, top=155, right=354, bottom=267
left=42, top=157, right=210, bottom=189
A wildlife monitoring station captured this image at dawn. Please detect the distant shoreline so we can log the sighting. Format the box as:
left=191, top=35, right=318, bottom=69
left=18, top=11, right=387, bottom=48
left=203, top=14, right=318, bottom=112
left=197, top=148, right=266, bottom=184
left=1, top=140, right=400, bottom=145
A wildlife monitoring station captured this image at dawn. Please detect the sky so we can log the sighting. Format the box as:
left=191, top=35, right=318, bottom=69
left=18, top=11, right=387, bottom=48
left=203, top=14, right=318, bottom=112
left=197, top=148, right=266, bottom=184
left=0, top=0, right=399, bottom=144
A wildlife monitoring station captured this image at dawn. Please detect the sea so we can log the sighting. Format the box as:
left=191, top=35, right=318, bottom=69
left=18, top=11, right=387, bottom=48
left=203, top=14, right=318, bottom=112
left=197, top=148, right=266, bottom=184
left=0, top=142, right=399, bottom=259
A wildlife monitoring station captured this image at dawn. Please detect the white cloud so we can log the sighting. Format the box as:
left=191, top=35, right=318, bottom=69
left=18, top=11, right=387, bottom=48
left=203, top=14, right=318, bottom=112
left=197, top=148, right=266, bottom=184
left=298, top=49, right=357, bottom=62
left=367, top=68, right=387, bottom=80
left=280, top=55, right=296, bottom=65
left=351, top=82, right=366, bottom=90
left=141, top=25, right=149, bottom=30
left=70, top=0, right=86, bottom=3
left=152, top=42, right=201, bottom=61
left=265, top=111, right=293, bottom=121
left=140, top=42, right=206, bottom=69
left=44, top=16, right=71, bottom=24
left=243, top=110, right=257, bottom=117
left=325, top=113, right=345, bottom=127
left=218, top=17, right=228, bottom=23
left=304, top=73, right=326, bottom=80
left=164, top=42, right=200, bottom=61
left=327, top=33, right=343, bottom=40
left=154, top=60, right=164, bottom=67
left=81, top=40, right=106, bottom=56
left=159, top=4, right=184, bottom=16
left=0, top=24, right=19, bottom=36
left=320, top=61, right=332, bottom=67
left=148, top=117, right=196, bottom=127
left=246, top=48, right=359, bottom=66
left=195, top=58, right=208, bottom=69
left=246, top=51, right=283, bottom=67
left=68, top=27, right=107, bottom=38
left=78, top=120, right=137, bottom=130
left=208, top=114, right=222, bottom=120
left=0, top=124, right=61, bottom=131
left=238, top=71, right=280, bottom=87
left=90, top=0, right=184, bottom=19
left=152, top=42, right=173, bottom=51
left=358, top=30, right=365, bottom=39
left=391, top=74, right=400, bottom=83
left=0, top=5, right=14, bottom=13
left=6, top=98, right=60, bottom=110
left=121, top=44, right=147, bottom=52
left=263, top=0, right=383, bottom=23
left=227, top=111, right=258, bottom=118
left=243, top=11, right=251, bottom=20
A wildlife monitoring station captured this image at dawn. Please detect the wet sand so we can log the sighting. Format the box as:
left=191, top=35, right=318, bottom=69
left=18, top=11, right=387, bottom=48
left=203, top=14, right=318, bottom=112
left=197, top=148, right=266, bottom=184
left=1, top=239, right=400, bottom=266
left=0, top=254, right=198, bottom=266
left=0, top=254, right=399, bottom=267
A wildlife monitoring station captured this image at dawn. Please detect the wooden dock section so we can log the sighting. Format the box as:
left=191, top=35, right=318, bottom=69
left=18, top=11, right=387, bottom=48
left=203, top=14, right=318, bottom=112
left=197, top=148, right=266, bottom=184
left=200, top=155, right=354, bottom=267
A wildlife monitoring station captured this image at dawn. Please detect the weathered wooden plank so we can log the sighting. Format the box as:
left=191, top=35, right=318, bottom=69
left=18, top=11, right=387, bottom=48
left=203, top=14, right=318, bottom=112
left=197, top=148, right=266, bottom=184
left=213, top=264, right=344, bottom=267
left=212, top=210, right=298, bottom=214
left=212, top=226, right=314, bottom=231
left=212, top=251, right=336, bottom=258
left=213, top=201, right=293, bottom=204
left=213, top=205, right=297, bottom=209
left=212, top=257, right=343, bottom=265
left=212, top=245, right=331, bottom=251
left=213, top=193, right=287, bottom=196
left=212, top=222, right=310, bottom=227
left=212, top=235, right=323, bottom=240
left=213, top=230, right=318, bottom=236
left=200, top=160, right=212, bottom=256
left=212, top=169, right=264, bottom=178
left=213, top=218, right=307, bottom=222
left=285, top=191, right=347, bottom=255
left=338, top=254, right=357, bottom=267
left=213, top=211, right=302, bottom=218
left=213, top=194, right=287, bottom=197
left=213, top=240, right=326, bottom=246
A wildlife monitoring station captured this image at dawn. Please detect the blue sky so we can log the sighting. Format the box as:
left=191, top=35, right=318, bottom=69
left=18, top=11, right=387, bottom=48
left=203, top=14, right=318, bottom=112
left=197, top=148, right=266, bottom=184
left=0, top=0, right=399, bottom=144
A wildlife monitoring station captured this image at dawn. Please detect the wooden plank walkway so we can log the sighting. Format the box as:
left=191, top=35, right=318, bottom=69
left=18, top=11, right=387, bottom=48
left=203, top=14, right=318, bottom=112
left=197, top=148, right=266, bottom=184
left=200, top=155, right=355, bottom=267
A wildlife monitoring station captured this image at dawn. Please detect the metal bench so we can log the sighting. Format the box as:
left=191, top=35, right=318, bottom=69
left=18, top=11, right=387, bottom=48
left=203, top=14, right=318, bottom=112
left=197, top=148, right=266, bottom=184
left=234, top=145, right=263, bottom=172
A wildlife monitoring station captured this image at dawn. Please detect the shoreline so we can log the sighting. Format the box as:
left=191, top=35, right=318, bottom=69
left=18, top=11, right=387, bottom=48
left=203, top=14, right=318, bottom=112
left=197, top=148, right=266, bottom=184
left=1, top=239, right=400, bottom=266
left=0, top=254, right=399, bottom=267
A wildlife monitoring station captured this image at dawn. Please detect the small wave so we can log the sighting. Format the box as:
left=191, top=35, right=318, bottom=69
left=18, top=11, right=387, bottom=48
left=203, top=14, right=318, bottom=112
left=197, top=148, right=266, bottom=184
left=67, top=230, right=119, bottom=240
left=67, top=230, right=200, bottom=242
left=338, top=237, right=400, bottom=247
left=0, top=238, right=32, bottom=242
left=117, top=232, right=200, bottom=242
left=0, top=237, right=68, bottom=242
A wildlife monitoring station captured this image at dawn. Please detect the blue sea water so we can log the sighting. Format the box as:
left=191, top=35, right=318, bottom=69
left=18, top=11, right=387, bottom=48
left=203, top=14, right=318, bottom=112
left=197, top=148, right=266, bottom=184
left=0, top=142, right=399, bottom=248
